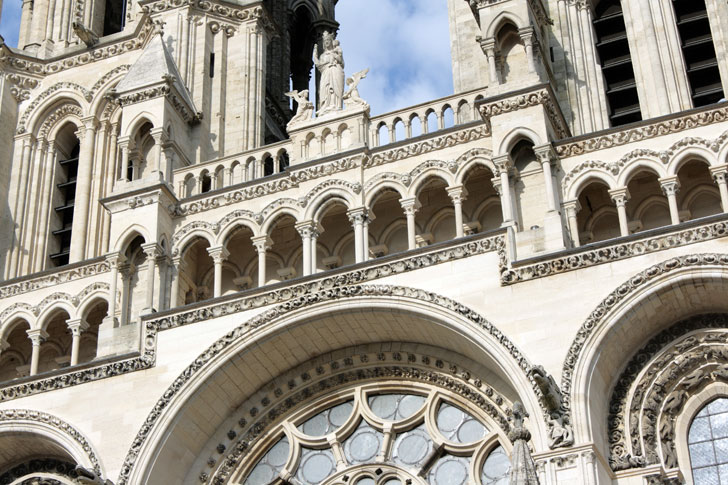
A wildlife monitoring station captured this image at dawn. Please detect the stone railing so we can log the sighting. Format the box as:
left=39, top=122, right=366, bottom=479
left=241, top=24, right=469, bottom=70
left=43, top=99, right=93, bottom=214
left=368, top=87, right=488, bottom=147
left=172, top=139, right=293, bottom=198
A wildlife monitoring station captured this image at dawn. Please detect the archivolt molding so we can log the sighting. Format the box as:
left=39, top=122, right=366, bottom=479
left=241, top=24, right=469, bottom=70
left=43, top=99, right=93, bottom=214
left=561, top=131, right=728, bottom=197
left=608, top=317, right=728, bottom=472
left=206, top=358, right=513, bottom=484
left=556, top=104, right=728, bottom=158
left=0, top=260, right=110, bottom=299
left=0, top=408, right=102, bottom=474
left=38, top=104, right=84, bottom=139
left=502, top=215, right=728, bottom=285
left=0, top=458, right=79, bottom=484
left=17, top=82, right=90, bottom=135
left=561, top=253, right=728, bottom=419
left=120, top=282, right=552, bottom=485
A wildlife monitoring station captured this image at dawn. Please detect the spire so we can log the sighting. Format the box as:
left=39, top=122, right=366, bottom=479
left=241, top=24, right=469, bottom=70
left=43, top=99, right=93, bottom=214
left=508, top=402, right=540, bottom=485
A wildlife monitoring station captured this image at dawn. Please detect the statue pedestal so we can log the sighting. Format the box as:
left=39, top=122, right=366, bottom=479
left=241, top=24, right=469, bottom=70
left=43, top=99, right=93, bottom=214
left=286, top=104, right=370, bottom=165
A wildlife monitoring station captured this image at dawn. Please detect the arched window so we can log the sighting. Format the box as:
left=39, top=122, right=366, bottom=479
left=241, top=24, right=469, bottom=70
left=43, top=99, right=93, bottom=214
left=672, top=0, right=724, bottom=107
left=51, top=125, right=81, bottom=267
left=103, top=0, right=127, bottom=36
left=688, top=397, right=728, bottom=483
left=263, top=155, right=275, bottom=176
left=593, top=0, right=642, bottom=126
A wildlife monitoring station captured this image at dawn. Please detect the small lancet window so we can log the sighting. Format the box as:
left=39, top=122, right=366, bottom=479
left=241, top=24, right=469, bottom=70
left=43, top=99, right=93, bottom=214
left=672, top=0, right=724, bottom=107
left=593, top=0, right=642, bottom=126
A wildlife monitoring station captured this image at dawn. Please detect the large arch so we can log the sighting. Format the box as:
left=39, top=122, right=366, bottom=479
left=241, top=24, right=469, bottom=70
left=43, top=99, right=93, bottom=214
left=119, top=285, right=552, bottom=484
left=564, top=253, right=728, bottom=460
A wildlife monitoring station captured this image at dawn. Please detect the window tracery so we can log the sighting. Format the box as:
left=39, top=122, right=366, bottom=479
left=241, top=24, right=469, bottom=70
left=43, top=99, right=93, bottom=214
left=688, top=397, right=728, bottom=484
left=241, top=387, right=511, bottom=485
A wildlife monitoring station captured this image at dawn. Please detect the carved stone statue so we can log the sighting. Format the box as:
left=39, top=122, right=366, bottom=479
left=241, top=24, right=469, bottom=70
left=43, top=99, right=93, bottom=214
left=75, top=465, right=114, bottom=485
left=313, top=31, right=346, bottom=115
left=72, top=22, right=99, bottom=48
left=343, top=68, right=370, bottom=108
left=285, top=89, right=314, bottom=126
left=508, top=401, right=540, bottom=485
left=529, top=365, right=574, bottom=449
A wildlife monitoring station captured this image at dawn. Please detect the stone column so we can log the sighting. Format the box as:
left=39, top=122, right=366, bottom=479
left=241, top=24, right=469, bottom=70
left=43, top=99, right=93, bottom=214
left=494, top=156, right=515, bottom=223
left=447, top=185, right=468, bottom=238
left=141, top=243, right=161, bottom=313
left=711, top=165, right=728, bottom=212
left=66, top=318, right=89, bottom=366
left=609, top=188, right=631, bottom=237
left=563, top=200, right=581, bottom=248
left=296, top=222, right=315, bottom=276
left=206, top=246, right=229, bottom=298
left=519, top=28, right=536, bottom=73
left=399, top=197, right=421, bottom=250
left=150, top=128, right=167, bottom=178
left=362, top=216, right=371, bottom=261
left=105, top=252, right=122, bottom=326
left=169, top=256, right=183, bottom=308
left=119, top=264, right=131, bottom=325
left=659, top=176, right=681, bottom=225
left=252, top=235, right=272, bottom=287
left=480, top=38, right=499, bottom=85
left=534, top=145, right=558, bottom=212
left=311, top=226, right=321, bottom=274
left=347, top=208, right=368, bottom=263
left=26, top=329, right=48, bottom=376
left=70, top=117, right=98, bottom=263
left=117, top=137, right=130, bottom=181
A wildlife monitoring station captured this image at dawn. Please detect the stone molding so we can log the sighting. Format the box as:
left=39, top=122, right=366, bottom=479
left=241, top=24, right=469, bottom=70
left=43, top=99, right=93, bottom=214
left=556, top=104, right=728, bottom=158
left=0, top=408, right=103, bottom=474
left=608, top=317, right=728, bottom=472
left=5, top=73, right=40, bottom=102
left=0, top=260, right=110, bottom=299
left=141, top=0, right=276, bottom=34
left=0, top=282, right=110, bottom=325
left=560, top=253, right=728, bottom=419
left=38, top=104, right=84, bottom=139
left=205, top=358, right=513, bottom=484
left=502, top=216, right=728, bottom=285
left=17, top=83, right=91, bottom=134
left=119, top=281, right=553, bottom=484
left=0, top=458, right=78, bottom=484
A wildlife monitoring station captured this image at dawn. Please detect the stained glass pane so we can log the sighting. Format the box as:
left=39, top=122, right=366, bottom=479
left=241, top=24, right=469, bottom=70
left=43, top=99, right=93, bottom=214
left=295, top=447, right=337, bottom=485
left=368, top=394, right=426, bottom=421
left=690, top=417, right=712, bottom=443
left=428, top=454, right=470, bottom=485
left=481, top=445, right=511, bottom=485
left=712, top=413, right=728, bottom=439
left=244, top=437, right=289, bottom=484
left=343, top=419, right=382, bottom=464
left=690, top=398, right=728, bottom=484
left=392, top=423, right=434, bottom=469
left=298, top=400, right=354, bottom=437
left=436, top=402, right=487, bottom=443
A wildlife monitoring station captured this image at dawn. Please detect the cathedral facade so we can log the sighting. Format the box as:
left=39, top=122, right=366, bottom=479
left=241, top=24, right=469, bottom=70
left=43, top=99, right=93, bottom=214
left=0, top=0, right=727, bottom=483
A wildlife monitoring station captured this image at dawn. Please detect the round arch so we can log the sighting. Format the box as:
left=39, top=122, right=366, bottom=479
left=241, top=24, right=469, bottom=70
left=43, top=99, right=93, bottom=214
left=497, top=127, right=543, bottom=157
left=668, top=147, right=716, bottom=176
left=565, top=171, right=617, bottom=201
left=120, top=285, right=549, bottom=485
left=113, top=225, right=151, bottom=253
left=617, top=160, right=666, bottom=186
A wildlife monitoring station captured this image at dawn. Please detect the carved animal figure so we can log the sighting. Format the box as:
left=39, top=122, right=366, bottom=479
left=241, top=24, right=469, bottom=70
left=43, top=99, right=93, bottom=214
left=529, top=365, right=563, bottom=413
left=72, top=22, right=99, bottom=47
left=75, top=466, right=114, bottom=485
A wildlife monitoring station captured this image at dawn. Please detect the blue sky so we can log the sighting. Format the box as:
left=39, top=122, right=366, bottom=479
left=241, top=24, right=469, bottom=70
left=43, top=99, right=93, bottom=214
left=0, top=0, right=453, bottom=115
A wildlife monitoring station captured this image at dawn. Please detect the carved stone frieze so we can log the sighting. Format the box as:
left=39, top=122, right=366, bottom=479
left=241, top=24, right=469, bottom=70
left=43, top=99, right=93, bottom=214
left=142, top=0, right=276, bottom=34
left=17, top=84, right=90, bottom=134
left=0, top=458, right=78, bottom=484
left=0, top=409, right=102, bottom=474
left=502, top=217, right=728, bottom=285
left=0, top=261, right=110, bottom=299
left=608, top=317, right=728, bottom=471
left=561, top=253, right=728, bottom=420
left=479, top=87, right=570, bottom=140
left=5, top=73, right=40, bottom=102
left=0, top=282, right=110, bottom=323
left=37, top=104, right=84, bottom=139
left=89, top=65, right=131, bottom=98
left=556, top=105, right=728, bottom=158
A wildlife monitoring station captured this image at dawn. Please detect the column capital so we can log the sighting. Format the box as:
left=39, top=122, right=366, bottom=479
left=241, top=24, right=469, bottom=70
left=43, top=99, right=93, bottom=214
left=347, top=207, right=369, bottom=225
left=26, top=328, right=48, bottom=344
left=658, top=176, right=680, bottom=196
left=141, top=242, right=163, bottom=259
left=609, top=187, right=630, bottom=206
left=533, top=143, right=558, bottom=165
left=295, top=221, right=322, bottom=239
left=562, top=199, right=581, bottom=216
left=446, top=185, right=468, bottom=203
left=66, top=318, right=89, bottom=336
left=105, top=251, right=124, bottom=268
left=251, top=235, right=273, bottom=252
left=399, top=197, right=421, bottom=215
left=492, top=155, right=513, bottom=175
left=80, top=115, right=99, bottom=131
left=206, top=245, right=230, bottom=262
left=710, top=164, right=728, bottom=182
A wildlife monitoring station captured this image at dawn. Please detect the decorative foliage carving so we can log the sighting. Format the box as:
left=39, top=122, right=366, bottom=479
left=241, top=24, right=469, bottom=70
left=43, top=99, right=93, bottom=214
left=38, top=104, right=84, bottom=139
left=0, top=458, right=78, bottom=484
left=556, top=105, right=728, bottom=158
left=5, top=73, right=40, bottom=102
left=0, top=261, right=110, bottom=299
left=17, top=83, right=90, bottom=134
left=502, top=217, right=728, bottom=285
left=0, top=409, right=102, bottom=474
left=478, top=87, right=570, bottom=139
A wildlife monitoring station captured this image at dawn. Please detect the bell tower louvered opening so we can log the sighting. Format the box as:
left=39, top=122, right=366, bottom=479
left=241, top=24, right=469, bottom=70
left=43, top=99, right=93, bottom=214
left=593, top=0, right=642, bottom=127
left=50, top=142, right=79, bottom=267
left=672, top=0, right=724, bottom=107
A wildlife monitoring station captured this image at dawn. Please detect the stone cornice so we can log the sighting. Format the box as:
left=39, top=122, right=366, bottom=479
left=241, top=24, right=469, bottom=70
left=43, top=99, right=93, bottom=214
left=140, top=0, right=277, bottom=35
left=502, top=213, right=728, bottom=285
left=0, top=259, right=109, bottom=299
left=556, top=104, right=728, bottom=158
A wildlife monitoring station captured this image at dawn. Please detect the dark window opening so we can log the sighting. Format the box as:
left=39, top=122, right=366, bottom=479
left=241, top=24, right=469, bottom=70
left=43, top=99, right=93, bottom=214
left=102, top=0, right=126, bottom=36
left=672, top=0, right=724, bottom=107
left=263, top=156, right=275, bottom=177
left=279, top=152, right=290, bottom=172
left=51, top=143, right=80, bottom=267
left=201, top=174, right=212, bottom=193
left=209, top=52, right=215, bottom=78
left=593, top=0, right=643, bottom=126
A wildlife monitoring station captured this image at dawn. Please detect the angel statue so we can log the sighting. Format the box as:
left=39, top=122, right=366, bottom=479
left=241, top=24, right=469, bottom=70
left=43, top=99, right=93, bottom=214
left=285, top=89, right=314, bottom=126
left=313, top=31, right=345, bottom=115
left=343, top=68, right=370, bottom=108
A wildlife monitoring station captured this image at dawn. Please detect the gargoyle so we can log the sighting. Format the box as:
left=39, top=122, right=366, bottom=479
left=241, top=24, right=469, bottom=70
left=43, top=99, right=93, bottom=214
left=72, top=22, right=99, bottom=48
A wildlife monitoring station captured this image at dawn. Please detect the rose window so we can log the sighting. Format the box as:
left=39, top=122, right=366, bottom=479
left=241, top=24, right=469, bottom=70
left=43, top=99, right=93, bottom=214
left=240, top=386, right=511, bottom=484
